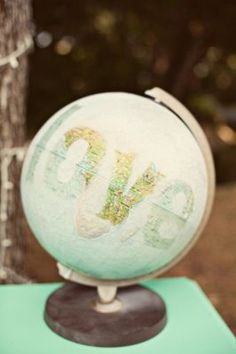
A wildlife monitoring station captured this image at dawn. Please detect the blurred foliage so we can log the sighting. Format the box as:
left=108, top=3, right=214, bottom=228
left=27, top=0, right=236, bottom=183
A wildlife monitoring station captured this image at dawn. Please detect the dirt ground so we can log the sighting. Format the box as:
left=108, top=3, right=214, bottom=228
left=24, top=183, right=236, bottom=334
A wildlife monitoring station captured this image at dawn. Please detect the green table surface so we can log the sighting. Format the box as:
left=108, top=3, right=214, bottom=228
left=0, top=277, right=235, bottom=354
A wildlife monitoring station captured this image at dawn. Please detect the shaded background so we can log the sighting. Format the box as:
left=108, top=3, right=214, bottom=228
left=23, top=0, right=235, bottom=332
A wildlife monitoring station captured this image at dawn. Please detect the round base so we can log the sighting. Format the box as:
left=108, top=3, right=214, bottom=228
left=44, top=282, right=167, bottom=347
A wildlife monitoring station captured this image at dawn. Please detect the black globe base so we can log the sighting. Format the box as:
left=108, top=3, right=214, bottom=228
left=44, top=282, right=167, bottom=347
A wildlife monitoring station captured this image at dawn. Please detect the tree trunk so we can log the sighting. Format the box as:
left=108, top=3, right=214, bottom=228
left=0, top=0, right=32, bottom=283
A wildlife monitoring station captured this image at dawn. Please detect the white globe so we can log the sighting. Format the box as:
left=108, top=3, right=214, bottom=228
left=21, top=92, right=213, bottom=281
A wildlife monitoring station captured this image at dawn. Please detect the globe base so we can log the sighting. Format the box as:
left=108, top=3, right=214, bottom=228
left=44, top=282, right=167, bottom=347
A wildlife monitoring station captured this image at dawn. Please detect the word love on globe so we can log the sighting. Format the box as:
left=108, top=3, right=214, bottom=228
left=61, top=126, right=194, bottom=248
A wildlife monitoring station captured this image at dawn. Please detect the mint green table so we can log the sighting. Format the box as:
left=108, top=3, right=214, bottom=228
left=0, top=278, right=235, bottom=354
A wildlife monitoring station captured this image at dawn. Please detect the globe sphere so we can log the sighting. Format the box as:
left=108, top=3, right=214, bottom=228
left=21, top=92, right=212, bottom=282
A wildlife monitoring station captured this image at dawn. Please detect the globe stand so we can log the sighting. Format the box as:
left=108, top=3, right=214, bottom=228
left=44, top=264, right=167, bottom=347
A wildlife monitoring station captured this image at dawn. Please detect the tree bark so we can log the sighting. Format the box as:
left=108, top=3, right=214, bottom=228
left=0, top=0, right=32, bottom=282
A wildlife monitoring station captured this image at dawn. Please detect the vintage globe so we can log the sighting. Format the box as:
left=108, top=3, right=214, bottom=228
left=21, top=90, right=214, bottom=283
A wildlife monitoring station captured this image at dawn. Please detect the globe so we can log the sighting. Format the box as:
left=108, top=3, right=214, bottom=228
left=21, top=91, right=213, bottom=283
